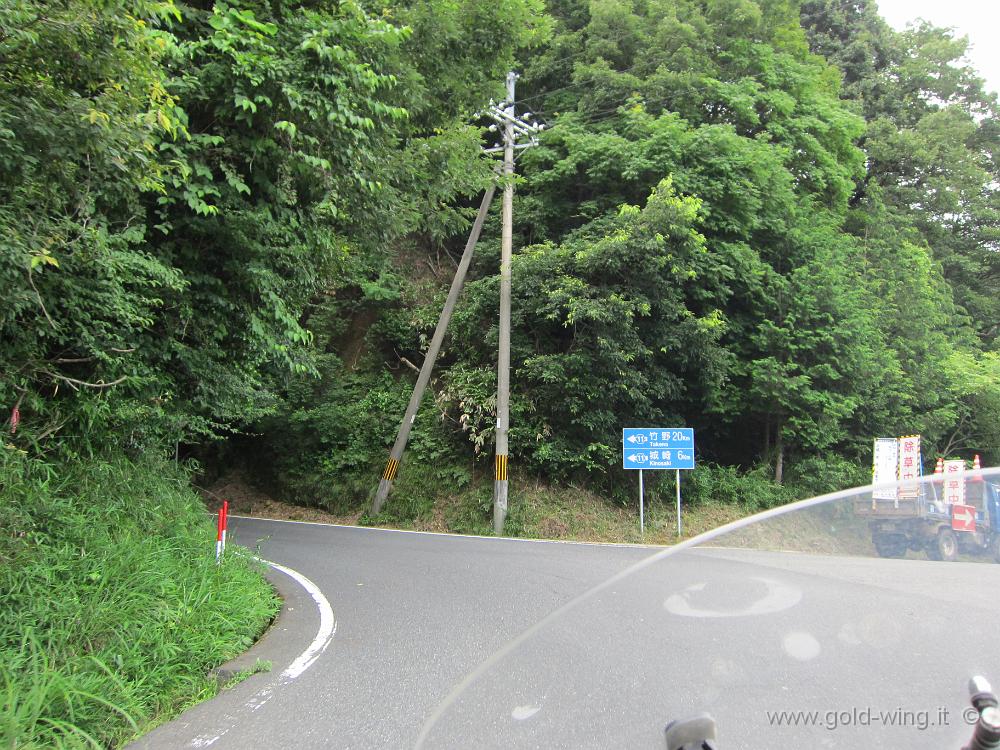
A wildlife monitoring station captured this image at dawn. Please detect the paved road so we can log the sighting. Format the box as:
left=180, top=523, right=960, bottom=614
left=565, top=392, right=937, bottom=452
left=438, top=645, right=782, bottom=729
left=133, top=517, right=1000, bottom=749
left=132, top=518, right=655, bottom=749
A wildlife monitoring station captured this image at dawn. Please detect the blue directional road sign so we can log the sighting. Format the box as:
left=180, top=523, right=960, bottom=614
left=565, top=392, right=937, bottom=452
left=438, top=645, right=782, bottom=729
left=622, top=428, right=695, bottom=470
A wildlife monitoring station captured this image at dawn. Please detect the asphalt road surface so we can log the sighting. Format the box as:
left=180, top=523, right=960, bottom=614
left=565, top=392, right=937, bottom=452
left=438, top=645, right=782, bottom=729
left=131, top=517, right=654, bottom=750
left=132, top=517, right=1000, bottom=749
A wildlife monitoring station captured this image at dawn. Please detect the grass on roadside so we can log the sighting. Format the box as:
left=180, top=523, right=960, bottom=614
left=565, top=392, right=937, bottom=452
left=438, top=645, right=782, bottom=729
left=217, top=457, right=873, bottom=551
left=221, top=659, right=273, bottom=690
left=353, top=463, right=753, bottom=544
left=0, top=447, right=279, bottom=748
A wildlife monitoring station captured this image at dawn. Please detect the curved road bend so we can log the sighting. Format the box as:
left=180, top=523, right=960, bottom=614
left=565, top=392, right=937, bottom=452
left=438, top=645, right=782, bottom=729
left=132, top=516, right=1000, bottom=750
left=131, top=516, right=657, bottom=749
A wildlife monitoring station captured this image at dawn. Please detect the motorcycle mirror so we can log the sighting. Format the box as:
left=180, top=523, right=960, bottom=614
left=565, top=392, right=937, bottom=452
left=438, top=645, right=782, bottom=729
left=664, top=713, right=717, bottom=750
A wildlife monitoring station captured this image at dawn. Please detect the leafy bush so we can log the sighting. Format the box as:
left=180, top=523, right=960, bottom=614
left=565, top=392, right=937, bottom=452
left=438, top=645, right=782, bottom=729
left=0, top=449, right=278, bottom=747
left=683, top=462, right=794, bottom=511
left=784, top=455, right=870, bottom=498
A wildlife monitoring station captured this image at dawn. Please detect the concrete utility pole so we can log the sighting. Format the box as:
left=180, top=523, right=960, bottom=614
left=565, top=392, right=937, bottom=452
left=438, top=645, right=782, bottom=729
left=488, top=72, right=544, bottom=535
left=493, top=72, right=517, bottom=535
left=372, top=186, right=497, bottom=514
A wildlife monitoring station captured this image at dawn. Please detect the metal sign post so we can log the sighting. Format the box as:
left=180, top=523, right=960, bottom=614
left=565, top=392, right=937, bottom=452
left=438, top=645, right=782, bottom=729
left=676, top=469, right=682, bottom=537
left=639, top=469, right=645, bottom=534
left=623, top=428, right=696, bottom=536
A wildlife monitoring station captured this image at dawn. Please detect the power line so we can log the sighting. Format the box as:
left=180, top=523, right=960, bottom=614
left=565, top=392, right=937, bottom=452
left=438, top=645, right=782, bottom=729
left=525, top=101, right=646, bottom=132
left=515, top=60, right=648, bottom=106
left=576, top=106, right=640, bottom=126
left=524, top=47, right=591, bottom=70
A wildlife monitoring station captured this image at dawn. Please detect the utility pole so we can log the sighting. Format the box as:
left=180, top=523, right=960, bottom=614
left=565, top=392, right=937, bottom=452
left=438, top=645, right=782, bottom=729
left=371, top=72, right=542, bottom=523
left=372, top=186, right=497, bottom=514
left=488, top=72, right=543, bottom=535
left=493, top=72, right=517, bottom=536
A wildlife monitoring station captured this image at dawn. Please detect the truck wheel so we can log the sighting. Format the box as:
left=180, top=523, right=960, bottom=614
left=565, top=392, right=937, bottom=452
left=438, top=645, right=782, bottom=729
left=874, top=535, right=906, bottom=558
left=992, top=535, right=1000, bottom=564
left=935, top=529, right=959, bottom=562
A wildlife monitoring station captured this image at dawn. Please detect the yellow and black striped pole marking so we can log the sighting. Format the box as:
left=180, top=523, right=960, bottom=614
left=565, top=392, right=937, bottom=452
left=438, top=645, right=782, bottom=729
left=373, top=457, right=401, bottom=515
left=493, top=453, right=509, bottom=534
left=382, top=457, right=400, bottom=483
left=495, top=454, right=508, bottom=482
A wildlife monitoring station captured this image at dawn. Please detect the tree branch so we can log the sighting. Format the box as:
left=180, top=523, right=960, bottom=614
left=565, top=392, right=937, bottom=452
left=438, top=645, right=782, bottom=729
left=52, top=347, right=135, bottom=363
left=399, top=356, right=421, bottom=374
left=27, top=267, right=56, bottom=330
left=42, top=372, right=128, bottom=391
left=35, top=417, right=69, bottom=443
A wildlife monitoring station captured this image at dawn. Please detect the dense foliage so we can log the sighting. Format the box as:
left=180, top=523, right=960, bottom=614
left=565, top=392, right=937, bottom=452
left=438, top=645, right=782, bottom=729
left=256, top=0, right=998, bottom=510
left=2, top=0, right=998, bottom=505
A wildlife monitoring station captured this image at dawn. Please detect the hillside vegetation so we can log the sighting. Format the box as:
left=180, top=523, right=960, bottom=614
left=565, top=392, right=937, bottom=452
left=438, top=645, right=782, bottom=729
left=3, top=0, right=996, bottom=505
left=242, top=0, right=1000, bottom=516
left=0, top=450, right=278, bottom=747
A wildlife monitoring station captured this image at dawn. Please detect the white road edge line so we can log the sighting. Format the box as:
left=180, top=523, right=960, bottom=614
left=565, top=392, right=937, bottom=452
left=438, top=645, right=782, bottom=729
left=187, top=560, right=335, bottom=748
left=263, top=559, right=337, bottom=681
left=232, top=514, right=667, bottom=549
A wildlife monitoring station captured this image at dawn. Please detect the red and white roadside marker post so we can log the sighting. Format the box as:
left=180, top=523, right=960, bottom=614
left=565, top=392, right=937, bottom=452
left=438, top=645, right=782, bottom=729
left=216, top=500, right=229, bottom=564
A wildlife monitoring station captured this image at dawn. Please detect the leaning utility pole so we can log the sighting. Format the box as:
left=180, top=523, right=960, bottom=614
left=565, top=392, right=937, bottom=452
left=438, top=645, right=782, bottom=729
left=371, top=186, right=496, bottom=514
left=487, top=72, right=543, bottom=535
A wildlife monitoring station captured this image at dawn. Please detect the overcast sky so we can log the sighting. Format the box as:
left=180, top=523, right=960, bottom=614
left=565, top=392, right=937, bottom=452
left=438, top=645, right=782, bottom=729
left=875, top=0, right=999, bottom=95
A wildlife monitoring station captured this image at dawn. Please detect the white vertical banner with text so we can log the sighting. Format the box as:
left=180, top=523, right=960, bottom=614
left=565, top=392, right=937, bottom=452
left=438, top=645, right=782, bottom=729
left=897, top=435, right=922, bottom=499
left=872, top=438, right=899, bottom=500
left=943, top=459, right=965, bottom=505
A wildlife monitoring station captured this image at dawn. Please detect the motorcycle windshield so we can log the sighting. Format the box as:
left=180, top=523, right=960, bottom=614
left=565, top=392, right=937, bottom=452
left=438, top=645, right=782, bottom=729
left=417, top=468, right=1000, bottom=749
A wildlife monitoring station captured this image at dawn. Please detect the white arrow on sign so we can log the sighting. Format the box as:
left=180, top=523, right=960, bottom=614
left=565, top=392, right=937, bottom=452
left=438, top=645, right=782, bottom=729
left=954, top=507, right=975, bottom=526
left=627, top=453, right=647, bottom=463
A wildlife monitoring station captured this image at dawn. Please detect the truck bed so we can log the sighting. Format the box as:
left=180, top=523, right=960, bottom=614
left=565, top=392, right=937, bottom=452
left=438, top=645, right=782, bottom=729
left=853, top=496, right=923, bottom=517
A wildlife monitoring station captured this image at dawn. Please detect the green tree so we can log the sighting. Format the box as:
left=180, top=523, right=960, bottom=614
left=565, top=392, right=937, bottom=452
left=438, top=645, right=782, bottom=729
left=0, top=0, right=185, bottom=451
left=445, top=178, right=732, bottom=478
left=735, top=218, right=890, bottom=481
left=135, top=0, right=412, bottom=446
left=802, top=2, right=1000, bottom=342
